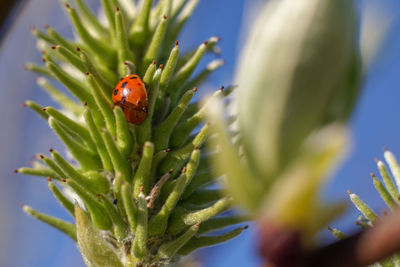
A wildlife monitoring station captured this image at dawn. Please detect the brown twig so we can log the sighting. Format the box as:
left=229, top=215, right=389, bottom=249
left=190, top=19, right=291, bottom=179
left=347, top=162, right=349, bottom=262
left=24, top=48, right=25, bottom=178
left=260, top=208, right=400, bottom=267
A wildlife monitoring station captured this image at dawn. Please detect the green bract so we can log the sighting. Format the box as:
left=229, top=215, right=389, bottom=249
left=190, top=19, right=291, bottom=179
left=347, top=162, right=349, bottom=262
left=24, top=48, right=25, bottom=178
left=19, top=1, right=247, bottom=266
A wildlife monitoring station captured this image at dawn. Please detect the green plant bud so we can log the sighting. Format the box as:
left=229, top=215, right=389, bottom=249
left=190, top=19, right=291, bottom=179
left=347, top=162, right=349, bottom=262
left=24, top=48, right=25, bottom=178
left=377, top=159, right=399, bottom=202
left=384, top=149, right=400, bottom=190
left=115, top=7, right=136, bottom=75
left=121, top=183, right=137, bottom=233
left=142, top=15, right=168, bottom=73
left=153, top=88, right=195, bottom=151
left=159, top=41, right=179, bottom=97
left=75, top=206, right=123, bottom=267
left=83, top=108, right=113, bottom=171
left=327, top=226, right=347, bottom=240
left=86, top=73, right=116, bottom=136
left=46, top=26, right=80, bottom=54
left=98, top=194, right=128, bottom=240
left=25, top=63, right=53, bottom=78
left=114, top=106, right=134, bottom=157
left=80, top=50, right=115, bottom=96
left=45, top=106, right=96, bottom=151
left=36, top=77, right=82, bottom=116
left=129, top=0, right=154, bottom=48
left=133, top=142, right=154, bottom=196
left=132, top=189, right=148, bottom=259
left=23, top=205, right=76, bottom=241
left=101, top=129, right=132, bottom=181
left=49, top=118, right=102, bottom=171
left=236, top=0, right=360, bottom=179
left=157, top=223, right=200, bottom=260
left=15, top=167, right=57, bottom=179
left=371, top=173, right=397, bottom=211
left=48, top=180, right=75, bottom=217
left=348, top=191, right=378, bottom=222
left=40, top=155, right=66, bottom=180
left=178, top=226, right=247, bottom=255
left=168, top=197, right=232, bottom=235
left=74, top=0, right=108, bottom=39
left=67, top=180, right=112, bottom=230
left=23, top=100, right=48, bottom=120
left=143, top=60, right=157, bottom=85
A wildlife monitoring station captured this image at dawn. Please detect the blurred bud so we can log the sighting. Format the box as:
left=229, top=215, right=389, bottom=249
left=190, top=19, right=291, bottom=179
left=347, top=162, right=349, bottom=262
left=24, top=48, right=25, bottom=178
left=236, top=0, right=360, bottom=179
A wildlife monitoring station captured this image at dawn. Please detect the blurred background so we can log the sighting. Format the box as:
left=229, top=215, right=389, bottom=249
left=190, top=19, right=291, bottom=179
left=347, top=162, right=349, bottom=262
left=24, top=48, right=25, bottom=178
left=1, top=0, right=400, bottom=266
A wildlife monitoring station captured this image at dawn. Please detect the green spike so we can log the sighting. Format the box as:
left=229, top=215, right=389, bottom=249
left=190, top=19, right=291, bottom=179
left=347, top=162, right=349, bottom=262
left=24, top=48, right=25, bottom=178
left=51, top=150, right=108, bottom=194
left=348, top=191, right=378, bottom=222
left=371, top=173, right=397, bottom=211
left=123, top=60, right=136, bottom=76
left=75, top=206, right=123, bottom=267
left=25, top=63, right=53, bottom=78
left=67, top=179, right=112, bottom=230
left=15, top=167, right=58, bottom=179
left=49, top=118, right=102, bottom=171
left=168, top=197, right=232, bottom=235
left=133, top=142, right=154, bottom=196
left=101, top=0, right=116, bottom=38
left=132, top=190, right=148, bottom=259
left=74, top=0, right=108, bottom=38
left=44, top=106, right=96, bottom=152
left=45, top=61, right=92, bottom=104
left=148, top=172, right=187, bottom=236
left=158, top=41, right=179, bottom=97
left=142, top=16, right=168, bottom=73
left=23, top=205, right=76, bottom=241
left=53, top=45, right=86, bottom=72
left=170, top=0, right=187, bottom=21
left=115, top=7, right=136, bottom=75
left=159, top=123, right=209, bottom=175
left=37, top=78, right=82, bottom=115
left=327, top=226, right=347, bottom=240
left=178, top=226, right=247, bottom=255
left=83, top=108, right=113, bottom=171
left=129, top=0, right=154, bottom=48
left=171, top=89, right=223, bottom=147
left=48, top=180, right=75, bottom=217
left=143, top=60, right=157, bottom=85
left=384, top=150, right=400, bottom=191
left=180, top=59, right=224, bottom=93
left=150, top=149, right=170, bottom=181
left=198, top=215, right=250, bottom=234
left=153, top=88, right=195, bottom=151
left=377, top=159, right=399, bottom=202
left=65, top=4, right=115, bottom=66
left=98, top=194, right=128, bottom=240
left=31, top=26, right=55, bottom=43
left=46, top=26, right=80, bottom=54
left=23, top=100, right=48, bottom=120
left=40, top=155, right=66, bottom=180
left=86, top=73, right=116, bottom=136
left=114, top=106, right=134, bottom=157
left=139, top=68, right=162, bottom=143
left=157, top=223, right=200, bottom=260
left=101, top=129, right=132, bottom=181
left=121, top=183, right=137, bottom=233
left=80, top=50, right=115, bottom=98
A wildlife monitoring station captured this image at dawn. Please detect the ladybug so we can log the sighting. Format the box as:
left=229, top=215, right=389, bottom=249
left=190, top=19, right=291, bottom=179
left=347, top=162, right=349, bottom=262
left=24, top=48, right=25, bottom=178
left=112, top=74, right=149, bottom=125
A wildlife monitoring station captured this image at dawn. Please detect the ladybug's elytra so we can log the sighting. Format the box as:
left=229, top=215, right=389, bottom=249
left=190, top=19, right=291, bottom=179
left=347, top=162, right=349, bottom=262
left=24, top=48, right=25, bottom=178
left=112, top=74, right=149, bottom=125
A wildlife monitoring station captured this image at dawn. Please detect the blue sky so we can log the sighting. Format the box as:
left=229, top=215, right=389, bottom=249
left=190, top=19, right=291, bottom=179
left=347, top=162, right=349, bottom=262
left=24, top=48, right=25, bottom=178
left=1, top=0, right=400, bottom=266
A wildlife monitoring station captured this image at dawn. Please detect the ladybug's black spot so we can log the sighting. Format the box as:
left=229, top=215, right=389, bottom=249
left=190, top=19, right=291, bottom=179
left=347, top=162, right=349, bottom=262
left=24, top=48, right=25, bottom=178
left=130, top=76, right=137, bottom=79
left=114, top=89, right=119, bottom=96
left=121, top=96, right=126, bottom=103
left=121, top=81, right=128, bottom=88
left=113, top=199, right=118, bottom=205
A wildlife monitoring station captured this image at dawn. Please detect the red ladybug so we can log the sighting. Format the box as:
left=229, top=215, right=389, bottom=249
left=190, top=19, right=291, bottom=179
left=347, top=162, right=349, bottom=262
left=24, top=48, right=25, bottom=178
left=112, top=74, right=148, bottom=125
